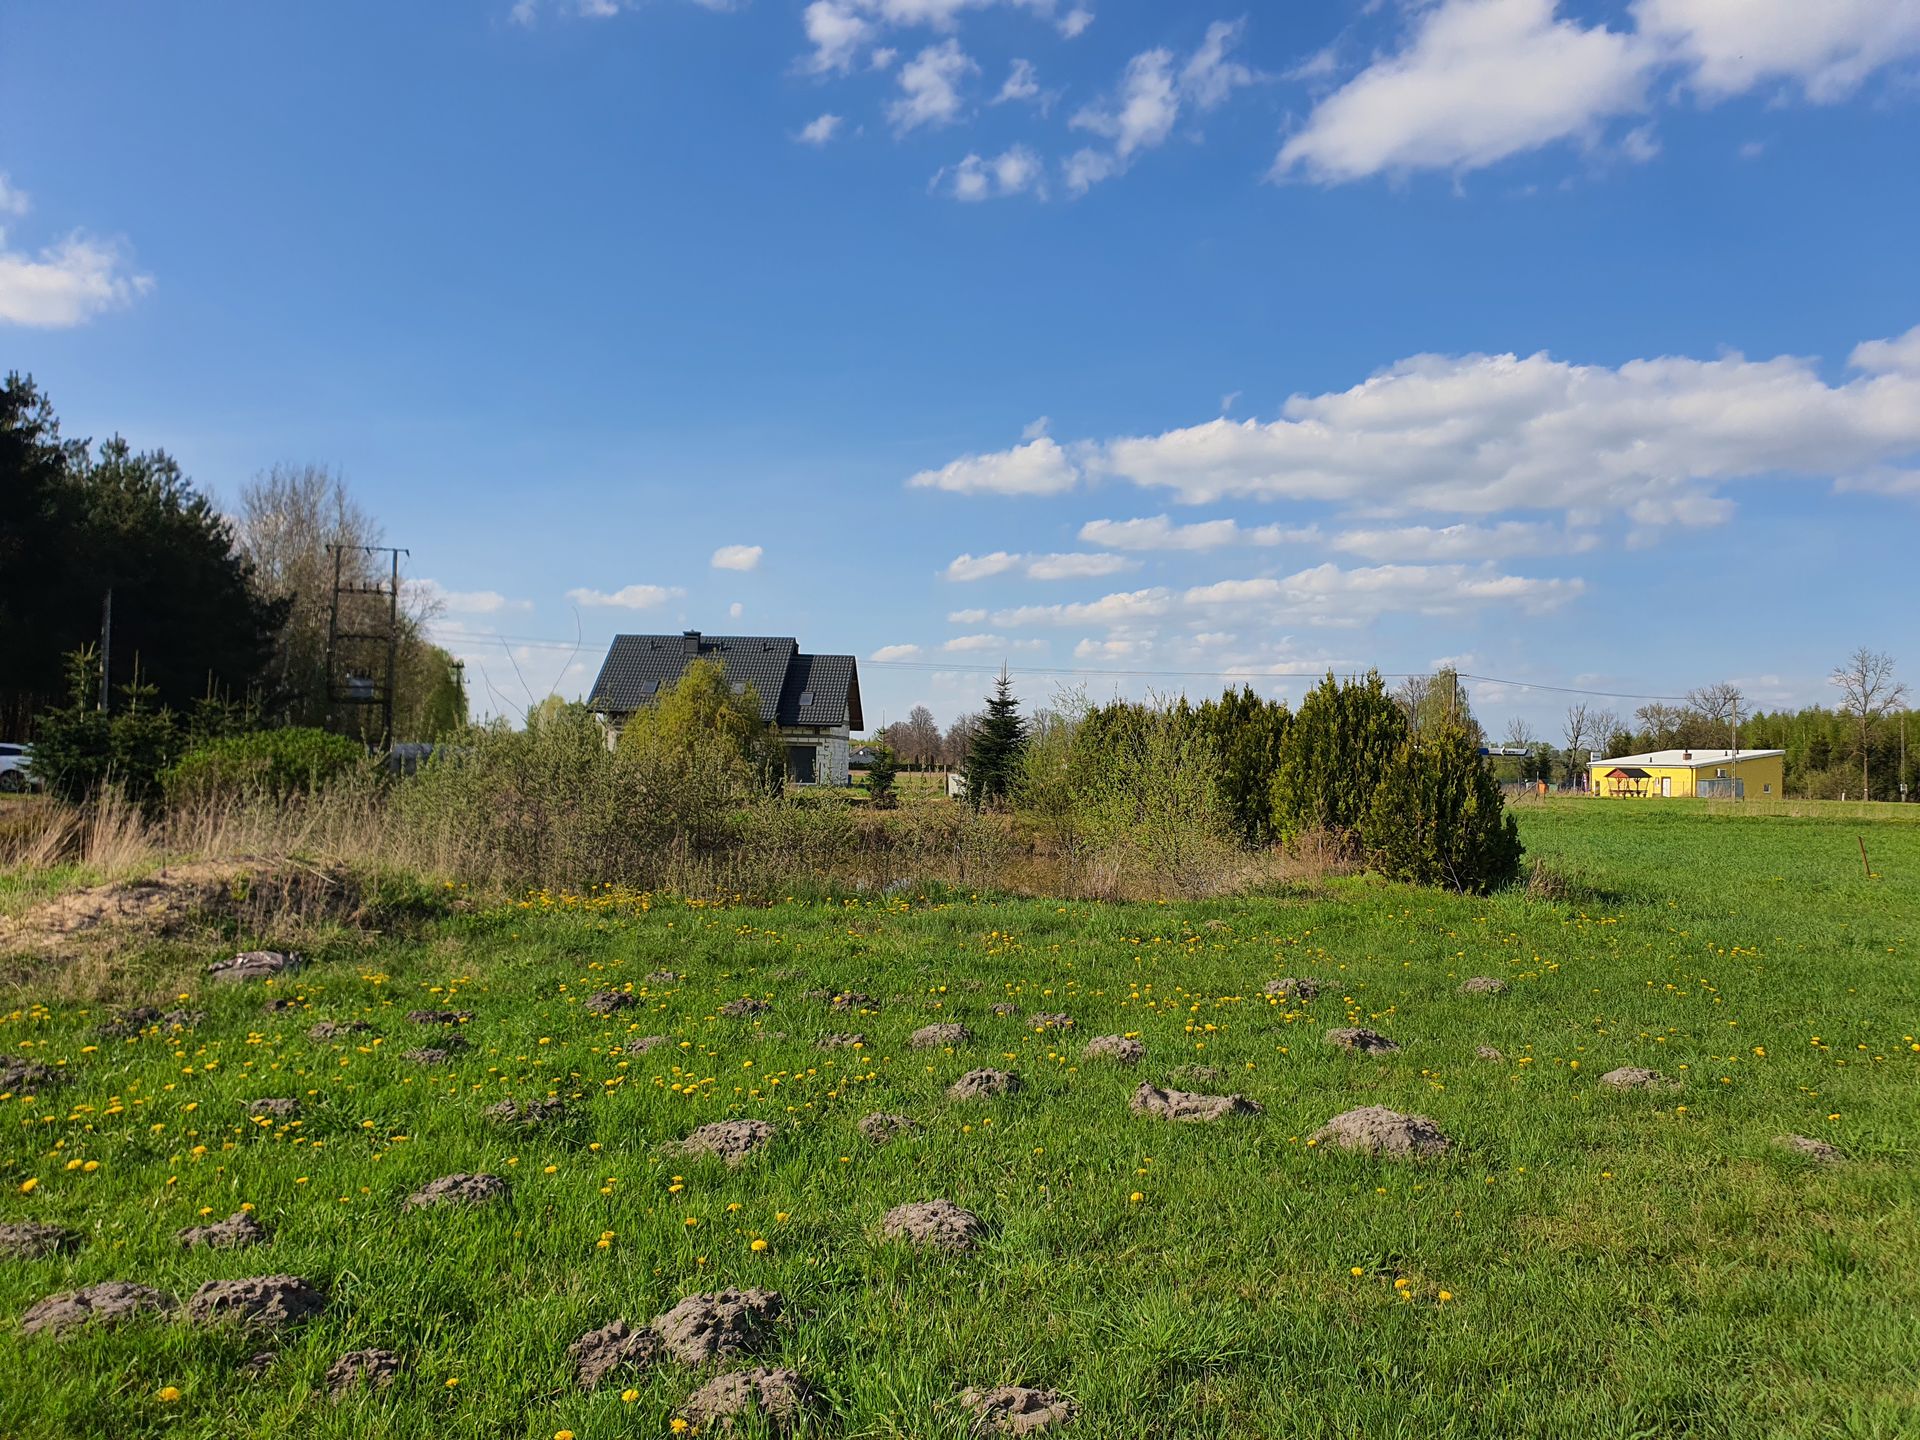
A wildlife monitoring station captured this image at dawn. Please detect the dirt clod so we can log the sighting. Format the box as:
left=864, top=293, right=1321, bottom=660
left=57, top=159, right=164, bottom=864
left=0, top=1059, right=64, bottom=1092
left=585, top=990, right=634, bottom=1015
left=961, top=1384, right=1080, bottom=1436
left=1312, top=1106, right=1451, bottom=1159
left=1775, top=1134, right=1844, bottom=1164
left=1474, top=1045, right=1505, bottom=1062
left=160, top=1008, right=206, bottom=1028
left=646, top=968, right=677, bottom=984
left=650, top=1288, right=783, bottom=1365
left=911, top=1023, right=971, bottom=1049
left=882, top=1199, right=986, bottom=1250
left=1324, top=1027, right=1401, bottom=1054
left=569, top=1319, right=664, bottom=1388
left=208, top=950, right=299, bottom=984
left=990, top=1003, right=1018, bottom=1017
left=627, top=1035, right=673, bottom=1053
left=484, top=1098, right=567, bottom=1130
left=177, top=1212, right=268, bottom=1250
left=680, top=1118, right=775, bottom=1166
left=186, top=1274, right=323, bottom=1332
left=720, top=997, right=770, bottom=1017
left=402, top=1043, right=466, bottom=1066
left=682, top=1365, right=815, bottom=1432
left=248, top=1097, right=299, bottom=1118
left=1082, top=1035, right=1144, bottom=1066
left=405, top=1009, right=472, bottom=1025
left=1460, top=977, right=1507, bottom=995
left=859, top=1112, right=917, bottom=1144
left=96, top=1006, right=161, bottom=1036
left=262, top=998, right=302, bottom=1013
left=1027, top=1012, right=1074, bottom=1030
left=21, top=1281, right=174, bottom=1335
left=307, top=1020, right=371, bottom=1041
left=948, top=1068, right=1021, bottom=1100
left=1264, top=977, right=1320, bottom=1002
left=326, top=1348, right=404, bottom=1397
left=0, top=1222, right=77, bottom=1258
left=830, top=991, right=879, bottom=1012
left=406, top=1173, right=509, bottom=1208
left=1599, top=1067, right=1679, bottom=1091
left=1129, top=1081, right=1261, bottom=1123
left=818, top=1032, right=867, bottom=1049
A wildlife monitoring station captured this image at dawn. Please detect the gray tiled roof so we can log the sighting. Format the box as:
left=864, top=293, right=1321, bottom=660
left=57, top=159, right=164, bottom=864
left=587, top=633, right=861, bottom=730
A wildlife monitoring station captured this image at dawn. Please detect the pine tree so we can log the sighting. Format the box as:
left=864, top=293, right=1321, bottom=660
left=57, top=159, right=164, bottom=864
left=866, top=741, right=899, bottom=809
left=1270, top=671, right=1408, bottom=847
left=1361, top=723, right=1523, bottom=893
left=963, top=668, right=1029, bottom=810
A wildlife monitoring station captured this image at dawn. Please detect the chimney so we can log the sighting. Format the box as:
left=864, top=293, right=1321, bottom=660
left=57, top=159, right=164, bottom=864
left=683, top=630, right=701, bottom=655
left=1682, top=749, right=1691, bottom=761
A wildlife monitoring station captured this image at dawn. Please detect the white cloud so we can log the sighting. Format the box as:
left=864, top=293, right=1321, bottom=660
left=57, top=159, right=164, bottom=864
left=0, top=232, right=153, bottom=328
left=565, top=583, right=686, bottom=609
left=908, top=435, right=1079, bottom=495
left=988, top=587, right=1174, bottom=627
left=0, top=174, right=28, bottom=219
left=1024, top=552, right=1136, bottom=580
left=1182, top=563, right=1585, bottom=623
left=947, top=608, right=989, bottom=623
left=926, top=325, right=1920, bottom=522
left=408, top=579, right=531, bottom=615
left=1058, top=6, right=1093, bottom=39
left=796, top=113, right=845, bottom=145
left=802, top=0, right=874, bottom=72
left=1634, top=0, right=1920, bottom=103
left=711, top=543, right=764, bottom=571
left=945, top=551, right=1024, bottom=581
left=1274, top=0, right=1653, bottom=184
left=944, top=632, right=1010, bottom=651
left=1330, top=520, right=1598, bottom=561
left=871, top=642, right=923, bottom=661
left=1078, top=515, right=1321, bottom=550
left=995, top=58, right=1041, bottom=103
left=1067, top=20, right=1257, bottom=191
left=889, top=38, right=978, bottom=133
left=729, top=601, right=745, bottom=618
left=943, top=144, right=1046, bottom=201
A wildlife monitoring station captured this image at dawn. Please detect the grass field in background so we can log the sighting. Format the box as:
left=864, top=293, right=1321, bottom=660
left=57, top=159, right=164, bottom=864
left=1, top=802, right=1915, bottom=1438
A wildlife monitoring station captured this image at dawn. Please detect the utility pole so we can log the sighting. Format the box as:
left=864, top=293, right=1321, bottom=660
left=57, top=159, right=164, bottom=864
left=322, top=544, right=409, bottom=749
left=98, top=588, right=112, bottom=715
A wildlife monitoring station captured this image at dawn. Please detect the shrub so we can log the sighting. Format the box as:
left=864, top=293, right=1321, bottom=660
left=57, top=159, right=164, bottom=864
left=1361, top=725, right=1523, bottom=894
left=164, top=727, right=365, bottom=803
left=1192, top=685, right=1292, bottom=846
left=1271, top=672, right=1408, bottom=849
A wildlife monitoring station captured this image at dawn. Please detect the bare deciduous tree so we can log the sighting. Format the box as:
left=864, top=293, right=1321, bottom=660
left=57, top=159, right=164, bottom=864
left=1830, top=648, right=1907, bottom=799
left=1563, top=702, right=1589, bottom=757
left=1501, top=716, right=1538, bottom=749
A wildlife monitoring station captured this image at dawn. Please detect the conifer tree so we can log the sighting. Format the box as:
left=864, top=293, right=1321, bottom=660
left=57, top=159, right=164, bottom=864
left=963, top=668, right=1029, bottom=810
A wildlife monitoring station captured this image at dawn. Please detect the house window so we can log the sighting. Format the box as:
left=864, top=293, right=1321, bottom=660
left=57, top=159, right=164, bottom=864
left=1716, top=768, right=1727, bottom=778
left=731, top=682, right=747, bottom=696
left=1764, top=783, right=1772, bottom=793
left=799, top=691, right=814, bottom=707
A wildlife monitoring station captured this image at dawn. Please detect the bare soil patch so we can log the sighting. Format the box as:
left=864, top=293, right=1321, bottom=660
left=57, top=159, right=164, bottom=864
left=679, top=1118, right=775, bottom=1165
left=326, top=1348, right=404, bottom=1397
left=1129, top=1081, right=1261, bottom=1123
left=1312, top=1106, right=1451, bottom=1159
left=21, top=1281, right=174, bottom=1335
left=882, top=1199, right=985, bottom=1251
left=911, top=1022, right=971, bottom=1049
left=948, top=1068, right=1020, bottom=1100
left=1081, top=1035, right=1144, bottom=1066
left=683, top=1365, right=815, bottom=1432
left=186, top=1274, right=324, bottom=1332
left=177, top=1212, right=268, bottom=1250
left=961, top=1384, right=1079, bottom=1435
left=569, top=1319, right=664, bottom=1389
left=406, top=1173, right=508, bottom=1208
left=1324, top=1027, right=1401, bottom=1054
left=651, top=1287, right=783, bottom=1365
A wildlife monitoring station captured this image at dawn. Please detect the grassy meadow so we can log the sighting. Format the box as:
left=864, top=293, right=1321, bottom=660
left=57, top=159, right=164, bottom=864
left=1, top=798, right=1916, bottom=1438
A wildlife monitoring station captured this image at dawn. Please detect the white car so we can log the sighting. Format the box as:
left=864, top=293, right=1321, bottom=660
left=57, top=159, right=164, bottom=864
left=0, top=743, right=35, bottom=793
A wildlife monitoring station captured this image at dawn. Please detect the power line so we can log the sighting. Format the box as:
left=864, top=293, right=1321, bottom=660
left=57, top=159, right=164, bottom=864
left=427, top=624, right=1691, bottom=704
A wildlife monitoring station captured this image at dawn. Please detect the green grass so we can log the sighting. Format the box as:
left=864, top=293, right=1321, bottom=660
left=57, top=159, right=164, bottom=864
left=2, top=803, right=1916, bottom=1438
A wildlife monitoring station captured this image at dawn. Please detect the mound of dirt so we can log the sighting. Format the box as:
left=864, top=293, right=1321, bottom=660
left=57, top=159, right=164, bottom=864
left=209, top=950, right=300, bottom=984
left=261, top=998, right=302, bottom=1014
left=859, top=1113, right=917, bottom=1144
left=21, top=1281, right=174, bottom=1335
left=682, top=1366, right=815, bottom=1432
left=247, top=1097, right=299, bottom=1118
left=1082, top=1036, right=1144, bottom=1066
left=1324, top=1027, right=1401, bottom=1055
left=326, top=1347, right=404, bottom=1397
left=405, top=1009, right=473, bottom=1025
left=1312, top=1106, right=1450, bottom=1159
left=307, top=1020, right=371, bottom=1041
left=882, top=1199, right=985, bottom=1251
left=627, top=1035, right=673, bottom=1053
left=1264, top=977, right=1320, bottom=1002
left=830, top=991, right=879, bottom=1012
left=1599, top=1067, right=1679, bottom=1092
left=1474, top=1045, right=1505, bottom=1062
left=948, top=1069, right=1020, bottom=1101
left=1460, top=977, right=1507, bottom=995
left=187, top=1275, right=323, bottom=1332
left=484, top=1098, right=567, bottom=1130
left=911, top=1023, right=971, bottom=1049
left=1026, top=1012, right=1074, bottom=1030
left=160, top=1008, right=206, bottom=1028
left=652, top=1288, right=783, bottom=1365
left=569, top=1319, right=663, bottom=1388
left=406, top=1173, right=509, bottom=1208
left=1129, top=1081, right=1261, bottom=1123
left=1775, top=1134, right=1844, bottom=1164
left=585, top=990, right=634, bottom=1015
left=0, top=1059, right=66, bottom=1092
left=721, top=997, right=770, bottom=1017
left=402, top=1041, right=468, bottom=1066
left=818, top=1032, right=867, bottom=1049
left=961, top=1384, right=1079, bottom=1435
left=990, top=1003, right=1018, bottom=1017
left=646, top=968, right=678, bottom=984
left=95, top=1006, right=162, bottom=1037
left=0, top=1222, right=76, bottom=1258
left=679, top=1119, right=775, bottom=1166
left=177, top=1212, right=268, bottom=1250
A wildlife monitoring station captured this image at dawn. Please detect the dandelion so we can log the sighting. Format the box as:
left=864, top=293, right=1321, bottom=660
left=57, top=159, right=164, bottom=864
left=684, top=1216, right=700, bottom=1227
left=543, top=1165, right=558, bottom=1174
left=1350, top=1266, right=1364, bottom=1277
left=623, top=1388, right=640, bottom=1402
left=1438, top=1290, right=1454, bottom=1302
left=751, top=1238, right=769, bottom=1252
left=556, top=1431, right=576, bottom=1439
left=1129, top=1191, right=1144, bottom=1204
left=671, top=1421, right=691, bottom=1434
left=445, top=1377, right=460, bottom=1389
left=156, top=1385, right=181, bottom=1402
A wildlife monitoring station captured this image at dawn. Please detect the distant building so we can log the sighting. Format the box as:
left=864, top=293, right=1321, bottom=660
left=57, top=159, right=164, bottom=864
left=586, top=631, right=863, bottom=786
left=1588, top=748, right=1784, bottom=799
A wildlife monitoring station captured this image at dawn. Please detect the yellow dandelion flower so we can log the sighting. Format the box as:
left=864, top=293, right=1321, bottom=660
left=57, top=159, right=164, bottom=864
left=751, top=1238, right=769, bottom=1252
left=156, top=1385, right=181, bottom=1402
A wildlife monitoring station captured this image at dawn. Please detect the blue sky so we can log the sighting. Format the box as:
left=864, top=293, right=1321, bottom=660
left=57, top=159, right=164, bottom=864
left=4, top=0, right=1918, bottom=737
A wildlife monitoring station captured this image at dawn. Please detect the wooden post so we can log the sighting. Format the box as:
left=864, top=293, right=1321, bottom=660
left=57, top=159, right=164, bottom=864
left=1858, top=836, right=1871, bottom=880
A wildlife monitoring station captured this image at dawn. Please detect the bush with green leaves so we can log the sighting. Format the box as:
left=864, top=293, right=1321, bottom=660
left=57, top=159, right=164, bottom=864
left=164, top=726, right=365, bottom=803
left=1361, top=724, right=1524, bottom=893
left=1270, top=671, right=1409, bottom=848
left=1192, top=685, right=1292, bottom=846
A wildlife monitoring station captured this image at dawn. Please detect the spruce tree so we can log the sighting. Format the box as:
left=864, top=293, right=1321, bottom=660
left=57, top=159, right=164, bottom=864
left=964, top=668, right=1029, bottom=810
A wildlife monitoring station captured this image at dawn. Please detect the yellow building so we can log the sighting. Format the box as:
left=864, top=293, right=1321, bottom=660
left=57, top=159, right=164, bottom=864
left=1588, top=748, right=1786, bottom=799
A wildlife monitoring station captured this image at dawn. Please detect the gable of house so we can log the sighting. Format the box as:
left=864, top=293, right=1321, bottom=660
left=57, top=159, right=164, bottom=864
left=587, top=632, right=862, bottom=731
